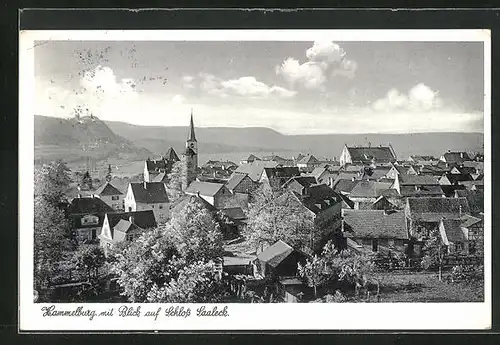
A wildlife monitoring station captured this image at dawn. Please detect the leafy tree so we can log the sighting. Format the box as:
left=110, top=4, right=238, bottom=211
left=73, top=244, right=106, bottom=281
left=34, top=160, right=72, bottom=289
left=245, top=189, right=316, bottom=253
left=164, top=198, right=224, bottom=263
left=298, top=254, right=326, bottom=298
left=421, top=228, right=446, bottom=281
left=34, top=159, right=72, bottom=208
left=166, top=157, right=186, bottom=201
left=146, top=260, right=224, bottom=303
left=110, top=227, right=184, bottom=302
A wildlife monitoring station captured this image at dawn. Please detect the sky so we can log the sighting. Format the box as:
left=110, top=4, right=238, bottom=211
left=34, top=40, right=485, bottom=135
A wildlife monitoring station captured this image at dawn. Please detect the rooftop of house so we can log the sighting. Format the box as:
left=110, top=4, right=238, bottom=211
left=263, top=166, right=301, bottom=179
left=151, top=172, right=168, bottom=183
left=440, top=218, right=466, bottom=243
left=129, top=182, right=169, bottom=203
left=409, top=155, right=437, bottom=161
left=283, top=176, right=318, bottom=189
left=225, top=172, right=250, bottom=191
left=297, top=154, right=320, bottom=165
left=294, top=184, right=343, bottom=215
left=342, top=209, right=408, bottom=240
left=400, top=185, right=444, bottom=197
left=460, top=214, right=482, bottom=228
left=399, top=174, right=440, bottom=185
left=165, top=147, right=180, bottom=162
left=106, top=210, right=157, bottom=232
left=145, top=158, right=174, bottom=172
left=243, top=154, right=261, bottom=162
left=345, top=146, right=396, bottom=163
left=257, top=240, right=298, bottom=268
left=185, top=181, right=225, bottom=197
left=349, top=180, right=393, bottom=198
left=170, top=194, right=217, bottom=214
left=454, top=189, right=484, bottom=214
left=234, top=161, right=279, bottom=182
left=441, top=151, right=471, bottom=163
left=68, top=196, right=115, bottom=215
left=220, top=207, right=247, bottom=221
left=441, top=173, right=473, bottom=184
left=113, top=218, right=140, bottom=234
left=332, top=179, right=359, bottom=194
left=93, top=182, right=123, bottom=196
left=406, top=197, right=470, bottom=220
left=311, top=167, right=328, bottom=179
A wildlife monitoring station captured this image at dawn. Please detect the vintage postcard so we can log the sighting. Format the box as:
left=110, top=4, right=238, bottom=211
left=19, top=29, right=491, bottom=331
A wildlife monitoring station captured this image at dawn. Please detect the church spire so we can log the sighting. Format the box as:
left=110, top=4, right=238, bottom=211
left=188, top=109, right=197, bottom=142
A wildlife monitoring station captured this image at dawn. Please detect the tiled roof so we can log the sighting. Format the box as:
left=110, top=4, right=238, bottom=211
left=151, top=172, right=168, bottom=183
left=346, top=146, right=396, bottom=163
left=349, top=180, right=393, bottom=198
left=225, top=172, right=249, bottom=191
left=221, top=207, right=247, bottom=220
left=244, top=154, right=261, bottom=162
left=460, top=214, right=482, bottom=228
left=311, top=167, right=328, bottom=179
left=441, top=173, right=473, bottom=185
left=93, top=182, right=123, bottom=196
left=399, top=174, right=439, bottom=185
left=170, top=194, right=216, bottom=214
left=442, top=152, right=471, bottom=163
left=106, top=210, right=157, bottom=234
left=462, top=161, right=484, bottom=170
left=130, top=182, right=169, bottom=203
left=257, top=240, right=295, bottom=267
left=298, top=154, right=319, bottom=165
left=441, top=219, right=466, bottom=242
left=113, top=219, right=140, bottom=234
left=459, top=180, right=484, bottom=190
left=294, top=184, right=343, bottom=214
left=165, top=147, right=180, bottom=162
left=410, top=155, right=436, bottom=161
left=283, top=176, right=317, bottom=189
left=454, top=189, right=484, bottom=214
left=263, top=167, right=300, bottom=179
left=234, top=161, right=278, bottom=182
left=342, top=209, right=408, bottom=239
left=185, top=181, right=225, bottom=197
left=400, top=185, right=444, bottom=197
left=407, top=197, right=470, bottom=219
left=145, top=158, right=173, bottom=172
left=68, top=196, right=114, bottom=215
left=333, top=179, right=358, bottom=194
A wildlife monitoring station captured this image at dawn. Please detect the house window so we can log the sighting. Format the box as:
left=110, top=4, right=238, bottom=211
left=91, top=229, right=97, bottom=240
left=456, top=242, right=464, bottom=252
left=372, top=239, right=379, bottom=252
left=388, top=239, right=395, bottom=247
left=152, top=205, right=155, bottom=208
left=159, top=205, right=163, bottom=209
left=126, top=234, right=134, bottom=241
left=112, top=195, right=119, bottom=201
left=469, top=241, right=477, bottom=255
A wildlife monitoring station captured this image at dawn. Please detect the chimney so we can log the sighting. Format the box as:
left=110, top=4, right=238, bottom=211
left=143, top=181, right=147, bottom=189
left=459, top=205, right=462, bottom=217
left=460, top=152, right=464, bottom=158
left=129, top=215, right=134, bottom=224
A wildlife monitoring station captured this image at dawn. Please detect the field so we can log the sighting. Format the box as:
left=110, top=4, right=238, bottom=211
left=371, top=271, right=484, bottom=303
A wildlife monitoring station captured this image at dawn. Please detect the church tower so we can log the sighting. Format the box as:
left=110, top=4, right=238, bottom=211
left=182, top=109, right=198, bottom=191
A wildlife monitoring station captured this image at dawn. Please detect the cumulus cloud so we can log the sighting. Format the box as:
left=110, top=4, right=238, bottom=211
left=80, top=65, right=137, bottom=99
left=172, top=94, right=186, bottom=104
left=373, top=83, right=443, bottom=112
left=199, top=73, right=296, bottom=99
left=276, top=41, right=356, bottom=90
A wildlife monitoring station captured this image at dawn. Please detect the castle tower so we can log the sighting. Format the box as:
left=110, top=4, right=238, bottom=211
left=182, top=109, right=198, bottom=191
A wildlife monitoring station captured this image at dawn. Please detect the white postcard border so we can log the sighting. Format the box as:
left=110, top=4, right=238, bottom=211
left=19, top=29, right=492, bottom=331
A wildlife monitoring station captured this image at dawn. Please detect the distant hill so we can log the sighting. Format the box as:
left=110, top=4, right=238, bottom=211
left=34, top=115, right=152, bottom=164
left=105, top=120, right=484, bottom=161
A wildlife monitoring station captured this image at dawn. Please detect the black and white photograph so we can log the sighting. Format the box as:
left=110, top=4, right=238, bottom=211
left=19, top=29, right=491, bottom=331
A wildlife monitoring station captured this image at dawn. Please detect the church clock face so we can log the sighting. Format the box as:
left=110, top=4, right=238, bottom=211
left=189, top=143, right=195, bottom=149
